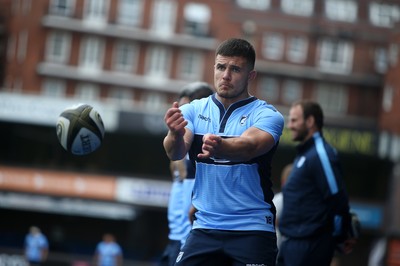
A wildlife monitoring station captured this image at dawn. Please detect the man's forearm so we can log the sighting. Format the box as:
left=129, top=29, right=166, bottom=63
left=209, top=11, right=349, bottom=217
left=164, top=131, right=187, bottom=161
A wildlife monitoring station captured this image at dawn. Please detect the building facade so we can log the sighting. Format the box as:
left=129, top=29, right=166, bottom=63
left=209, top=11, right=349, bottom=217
left=0, top=0, right=400, bottom=265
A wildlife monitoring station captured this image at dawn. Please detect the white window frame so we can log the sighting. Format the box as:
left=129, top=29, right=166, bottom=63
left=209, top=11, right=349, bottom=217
left=183, top=3, right=211, bottom=36
left=325, top=0, right=357, bottom=22
left=178, top=50, right=204, bottom=80
left=143, top=92, right=166, bottom=111
left=42, top=79, right=66, bottom=97
left=46, top=31, right=71, bottom=64
left=258, top=76, right=279, bottom=103
left=369, top=2, right=400, bottom=27
left=236, top=0, right=270, bottom=11
left=49, top=0, right=75, bottom=16
left=281, top=0, right=314, bottom=16
left=317, top=38, right=353, bottom=74
left=108, top=87, right=135, bottom=106
left=83, top=0, right=109, bottom=25
left=145, top=45, right=171, bottom=79
left=112, top=41, right=139, bottom=73
left=314, top=83, right=348, bottom=115
left=79, top=36, right=105, bottom=72
left=75, top=83, right=100, bottom=101
left=287, top=36, right=308, bottom=63
left=151, top=0, right=177, bottom=35
left=282, top=79, right=302, bottom=105
left=117, top=0, right=143, bottom=26
left=262, top=33, right=284, bottom=60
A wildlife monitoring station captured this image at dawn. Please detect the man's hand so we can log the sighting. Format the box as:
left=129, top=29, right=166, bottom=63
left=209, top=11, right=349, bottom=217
left=163, top=102, right=190, bottom=161
left=197, top=133, right=222, bottom=159
left=164, top=102, right=188, bottom=137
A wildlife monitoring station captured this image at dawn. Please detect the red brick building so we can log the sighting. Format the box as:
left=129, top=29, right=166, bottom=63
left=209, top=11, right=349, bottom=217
left=0, top=0, right=399, bottom=265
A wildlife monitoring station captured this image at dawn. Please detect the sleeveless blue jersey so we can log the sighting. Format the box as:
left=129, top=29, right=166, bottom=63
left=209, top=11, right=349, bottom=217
left=180, top=94, right=284, bottom=232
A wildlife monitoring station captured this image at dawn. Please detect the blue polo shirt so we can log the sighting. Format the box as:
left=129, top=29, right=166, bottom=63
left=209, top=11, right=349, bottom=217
left=180, top=94, right=284, bottom=232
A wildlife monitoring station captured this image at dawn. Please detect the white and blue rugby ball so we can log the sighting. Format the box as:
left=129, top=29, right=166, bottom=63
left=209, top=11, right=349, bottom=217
left=56, top=104, right=105, bottom=155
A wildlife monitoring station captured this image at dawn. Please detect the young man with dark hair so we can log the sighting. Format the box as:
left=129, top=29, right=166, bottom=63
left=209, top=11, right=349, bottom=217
left=163, top=38, right=284, bottom=265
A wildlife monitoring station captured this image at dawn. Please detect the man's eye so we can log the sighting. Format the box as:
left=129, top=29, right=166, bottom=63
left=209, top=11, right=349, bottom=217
left=232, top=67, right=240, bottom=73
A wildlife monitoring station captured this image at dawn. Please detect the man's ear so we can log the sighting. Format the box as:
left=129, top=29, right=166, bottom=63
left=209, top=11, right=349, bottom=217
left=248, top=70, right=257, bottom=82
left=306, top=115, right=315, bottom=129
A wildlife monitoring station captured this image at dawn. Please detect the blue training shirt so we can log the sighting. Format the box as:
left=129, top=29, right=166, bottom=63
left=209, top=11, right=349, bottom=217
left=180, top=94, right=284, bottom=232
left=95, top=241, right=123, bottom=266
left=24, top=233, right=48, bottom=262
left=167, top=177, right=185, bottom=240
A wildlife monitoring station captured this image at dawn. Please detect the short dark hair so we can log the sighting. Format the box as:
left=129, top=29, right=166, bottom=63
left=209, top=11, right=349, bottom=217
left=293, top=100, right=324, bottom=130
left=215, top=38, right=256, bottom=69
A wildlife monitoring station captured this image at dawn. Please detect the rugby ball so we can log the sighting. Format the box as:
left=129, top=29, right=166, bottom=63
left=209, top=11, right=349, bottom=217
left=56, top=104, right=105, bottom=155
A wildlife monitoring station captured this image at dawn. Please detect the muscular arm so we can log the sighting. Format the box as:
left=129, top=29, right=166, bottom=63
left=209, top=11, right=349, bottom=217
left=198, top=127, right=276, bottom=161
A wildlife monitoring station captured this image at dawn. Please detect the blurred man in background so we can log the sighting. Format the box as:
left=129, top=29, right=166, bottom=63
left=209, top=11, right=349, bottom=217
left=24, top=226, right=48, bottom=266
left=277, top=100, right=356, bottom=266
left=93, top=233, right=123, bottom=266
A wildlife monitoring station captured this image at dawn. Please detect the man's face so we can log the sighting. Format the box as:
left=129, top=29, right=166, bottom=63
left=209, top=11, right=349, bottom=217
left=288, top=105, right=309, bottom=142
left=213, top=55, right=254, bottom=100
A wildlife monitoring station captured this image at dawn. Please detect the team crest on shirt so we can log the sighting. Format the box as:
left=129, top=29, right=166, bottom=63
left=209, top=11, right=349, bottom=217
left=176, top=251, right=184, bottom=262
left=240, top=115, right=248, bottom=126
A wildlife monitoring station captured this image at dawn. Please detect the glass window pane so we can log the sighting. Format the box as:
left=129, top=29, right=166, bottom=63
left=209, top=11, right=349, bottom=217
left=259, top=77, right=279, bottom=103
left=314, top=83, right=348, bottom=114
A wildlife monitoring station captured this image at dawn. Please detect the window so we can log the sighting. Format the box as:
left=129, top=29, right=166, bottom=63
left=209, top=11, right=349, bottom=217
left=46, top=31, right=71, bottom=64
left=42, top=79, right=66, bottom=97
left=143, top=92, right=166, bottom=111
left=389, top=44, right=399, bottom=66
left=382, top=85, right=393, bottom=113
left=79, top=36, right=104, bottom=72
left=314, top=83, right=348, bottom=114
left=178, top=50, right=204, bottom=80
left=17, top=30, right=28, bottom=63
left=287, top=36, right=308, bottom=63
left=317, top=38, right=353, bottom=74
left=259, top=77, right=279, bottom=103
left=281, top=0, right=314, bottom=16
left=117, top=0, right=143, bottom=26
left=183, top=3, right=211, bottom=36
left=108, top=87, right=134, bottom=105
left=7, top=35, right=16, bottom=62
left=374, top=47, right=388, bottom=73
left=262, top=33, right=284, bottom=60
left=112, top=41, right=139, bottom=73
left=325, top=0, right=357, bottom=22
left=151, top=0, right=177, bottom=35
left=49, top=0, right=75, bottom=16
left=75, top=83, right=100, bottom=101
left=83, top=0, right=109, bottom=25
left=145, top=45, right=171, bottom=79
left=282, top=79, right=302, bottom=105
left=236, top=0, right=270, bottom=11
left=369, top=2, right=400, bottom=27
